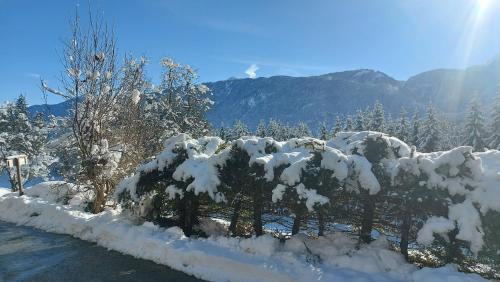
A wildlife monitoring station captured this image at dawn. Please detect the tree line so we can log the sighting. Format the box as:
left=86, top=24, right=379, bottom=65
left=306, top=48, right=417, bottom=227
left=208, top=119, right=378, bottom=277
left=219, top=96, right=500, bottom=154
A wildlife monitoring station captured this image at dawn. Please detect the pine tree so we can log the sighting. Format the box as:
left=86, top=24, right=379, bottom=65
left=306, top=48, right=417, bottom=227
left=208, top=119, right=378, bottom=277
left=11, top=95, right=33, bottom=154
left=370, top=101, right=385, bottom=132
left=487, top=91, right=500, bottom=149
left=385, top=112, right=395, bottom=135
left=410, top=109, right=421, bottom=147
left=229, top=120, right=250, bottom=140
left=31, top=112, right=47, bottom=153
left=363, top=106, right=373, bottom=130
left=396, top=107, right=410, bottom=143
left=15, top=94, right=28, bottom=116
left=355, top=109, right=365, bottom=131
left=419, top=104, right=440, bottom=152
left=463, top=99, right=486, bottom=151
left=332, top=116, right=342, bottom=136
left=256, top=120, right=267, bottom=137
left=267, top=119, right=281, bottom=140
left=439, top=120, right=462, bottom=150
left=344, top=115, right=354, bottom=131
left=0, top=98, right=53, bottom=190
left=218, top=122, right=228, bottom=140
left=294, top=122, right=311, bottom=138
left=319, top=121, right=329, bottom=140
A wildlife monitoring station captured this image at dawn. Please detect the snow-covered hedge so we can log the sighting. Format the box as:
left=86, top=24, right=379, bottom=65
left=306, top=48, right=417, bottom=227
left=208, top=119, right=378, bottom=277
left=116, top=132, right=500, bottom=268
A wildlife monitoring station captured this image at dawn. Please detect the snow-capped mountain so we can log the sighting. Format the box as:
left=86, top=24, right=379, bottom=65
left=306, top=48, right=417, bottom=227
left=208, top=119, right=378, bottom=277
left=28, top=60, right=500, bottom=129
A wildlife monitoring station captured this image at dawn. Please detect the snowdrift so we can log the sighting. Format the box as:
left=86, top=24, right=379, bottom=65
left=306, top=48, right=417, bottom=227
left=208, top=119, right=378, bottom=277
left=0, top=183, right=486, bottom=282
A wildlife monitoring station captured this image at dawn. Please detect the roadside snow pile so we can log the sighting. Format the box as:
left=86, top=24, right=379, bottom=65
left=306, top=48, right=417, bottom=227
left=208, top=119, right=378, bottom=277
left=23, top=181, right=92, bottom=208
left=0, top=183, right=486, bottom=282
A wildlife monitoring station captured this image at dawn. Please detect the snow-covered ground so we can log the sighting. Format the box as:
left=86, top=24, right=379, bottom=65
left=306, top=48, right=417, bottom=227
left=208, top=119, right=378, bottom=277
left=0, top=183, right=486, bottom=282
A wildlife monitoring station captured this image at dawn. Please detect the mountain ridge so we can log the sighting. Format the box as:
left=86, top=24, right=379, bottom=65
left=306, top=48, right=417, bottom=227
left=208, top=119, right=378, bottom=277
left=28, top=60, right=500, bottom=129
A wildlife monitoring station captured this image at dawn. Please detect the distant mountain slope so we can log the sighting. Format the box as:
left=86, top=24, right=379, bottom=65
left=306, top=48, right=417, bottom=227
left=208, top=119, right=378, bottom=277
left=28, top=99, right=73, bottom=117
left=401, top=58, right=500, bottom=114
left=28, top=59, right=500, bottom=129
left=205, top=69, right=410, bottom=129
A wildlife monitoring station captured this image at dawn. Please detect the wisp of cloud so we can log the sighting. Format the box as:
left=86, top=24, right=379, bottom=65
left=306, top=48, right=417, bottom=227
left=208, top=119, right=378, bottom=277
left=245, top=64, right=259, bottom=79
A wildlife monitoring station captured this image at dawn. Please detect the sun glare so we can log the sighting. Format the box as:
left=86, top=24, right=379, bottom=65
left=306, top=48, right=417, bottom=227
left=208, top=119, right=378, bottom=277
left=477, top=0, right=491, bottom=18
left=454, top=0, right=493, bottom=69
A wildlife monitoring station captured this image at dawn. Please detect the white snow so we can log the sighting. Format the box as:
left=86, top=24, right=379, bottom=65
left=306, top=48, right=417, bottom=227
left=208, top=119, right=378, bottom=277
left=349, top=155, right=381, bottom=194
left=417, top=216, right=455, bottom=246
left=116, top=133, right=500, bottom=255
left=294, top=183, right=330, bottom=211
left=0, top=183, right=486, bottom=282
left=397, top=146, right=500, bottom=254
left=448, top=200, right=485, bottom=254
left=165, top=184, right=184, bottom=199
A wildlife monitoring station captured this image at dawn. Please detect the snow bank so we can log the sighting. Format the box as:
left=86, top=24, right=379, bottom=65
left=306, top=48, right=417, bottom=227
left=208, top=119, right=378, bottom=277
left=0, top=183, right=485, bottom=282
left=412, top=264, right=484, bottom=282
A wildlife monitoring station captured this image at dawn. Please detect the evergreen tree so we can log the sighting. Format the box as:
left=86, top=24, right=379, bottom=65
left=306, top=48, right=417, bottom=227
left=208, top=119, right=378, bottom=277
left=319, top=121, right=329, bottom=140
left=488, top=91, right=500, bottom=149
left=439, top=120, right=462, bottom=150
left=31, top=112, right=48, bottom=153
left=332, top=116, right=342, bottom=136
left=370, top=101, right=385, bottom=132
left=463, top=99, right=486, bottom=151
left=229, top=120, right=250, bottom=140
left=267, top=119, right=281, bottom=140
left=294, top=122, right=311, bottom=138
left=15, top=94, right=28, bottom=116
left=217, top=122, right=228, bottom=140
left=11, top=95, right=33, bottom=154
left=256, top=120, right=266, bottom=137
left=385, top=112, right=395, bottom=135
left=355, top=109, right=365, bottom=131
left=419, top=104, right=440, bottom=152
left=344, top=115, right=354, bottom=131
left=396, top=107, right=410, bottom=143
left=410, top=109, right=421, bottom=147
left=0, top=97, right=53, bottom=190
left=363, top=106, right=373, bottom=130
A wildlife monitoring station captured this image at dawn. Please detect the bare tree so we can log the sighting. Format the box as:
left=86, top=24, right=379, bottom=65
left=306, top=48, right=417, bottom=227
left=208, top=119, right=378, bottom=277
left=42, top=10, right=122, bottom=213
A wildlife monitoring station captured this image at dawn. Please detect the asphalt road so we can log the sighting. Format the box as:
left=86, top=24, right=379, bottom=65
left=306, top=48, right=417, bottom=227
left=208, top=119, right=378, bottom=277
left=0, top=221, right=204, bottom=282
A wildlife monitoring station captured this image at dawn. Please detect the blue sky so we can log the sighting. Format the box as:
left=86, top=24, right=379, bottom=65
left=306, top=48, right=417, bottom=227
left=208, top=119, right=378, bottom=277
left=1, top=0, right=500, bottom=104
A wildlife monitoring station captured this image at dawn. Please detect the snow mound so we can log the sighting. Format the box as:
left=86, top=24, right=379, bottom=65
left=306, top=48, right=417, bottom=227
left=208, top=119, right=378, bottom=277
left=0, top=183, right=486, bottom=282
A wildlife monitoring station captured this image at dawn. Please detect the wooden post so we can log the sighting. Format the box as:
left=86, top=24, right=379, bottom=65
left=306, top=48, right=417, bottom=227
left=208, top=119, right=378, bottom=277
left=14, top=158, right=24, bottom=196
left=5, top=155, right=27, bottom=195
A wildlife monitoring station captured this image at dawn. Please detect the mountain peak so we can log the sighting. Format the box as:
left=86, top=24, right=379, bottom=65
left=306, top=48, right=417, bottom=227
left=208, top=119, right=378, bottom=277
left=318, top=69, right=397, bottom=84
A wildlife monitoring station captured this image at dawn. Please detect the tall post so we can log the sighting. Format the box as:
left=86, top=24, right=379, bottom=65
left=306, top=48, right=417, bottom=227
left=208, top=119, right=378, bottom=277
left=14, top=158, right=24, bottom=196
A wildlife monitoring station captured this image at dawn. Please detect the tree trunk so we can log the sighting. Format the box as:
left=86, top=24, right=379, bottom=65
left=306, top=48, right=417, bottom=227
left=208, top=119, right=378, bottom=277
left=229, top=193, right=242, bottom=236
left=360, top=195, right=375, bottom=244
left=182, top=192, right=199, bottom=237
left=400, top=211, right=412, bottom=261
left=292, top=212, right=302, bottom=235
left=91, top=186, right=105, bottom=214
left=446, top=229, right=463, bottom=264
left=318, top=210, right=325, bottom=236
left=253, top=184, right=263, bottom=236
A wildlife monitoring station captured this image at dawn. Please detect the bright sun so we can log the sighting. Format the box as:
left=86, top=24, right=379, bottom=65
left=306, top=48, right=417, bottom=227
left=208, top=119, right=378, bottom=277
left=478, top=0, right=491, bottom=12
